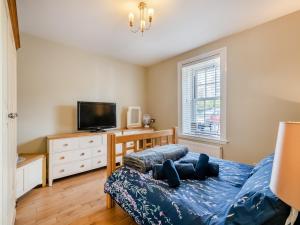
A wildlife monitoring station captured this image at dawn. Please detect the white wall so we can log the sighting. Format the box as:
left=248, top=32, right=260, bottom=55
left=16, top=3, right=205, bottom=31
left=146, top=11, right=300, bottom=164
left=17, top=34, right=147, bottom=154
left=18, top=11, right=300, bottom=164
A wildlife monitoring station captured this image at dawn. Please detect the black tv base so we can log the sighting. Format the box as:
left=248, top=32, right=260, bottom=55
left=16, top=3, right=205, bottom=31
left=90, top=128, right=106, bottom=133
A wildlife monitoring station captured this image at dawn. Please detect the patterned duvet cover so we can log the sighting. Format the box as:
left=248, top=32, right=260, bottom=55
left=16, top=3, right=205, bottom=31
left=105, top=152, right=254, bottom=225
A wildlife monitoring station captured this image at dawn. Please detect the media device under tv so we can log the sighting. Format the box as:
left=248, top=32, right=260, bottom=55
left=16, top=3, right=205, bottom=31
left=77, top=101, right=116, bottom=132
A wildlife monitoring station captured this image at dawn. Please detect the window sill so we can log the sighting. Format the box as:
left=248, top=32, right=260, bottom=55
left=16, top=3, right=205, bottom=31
left=178, top=133, right=229, bottom=145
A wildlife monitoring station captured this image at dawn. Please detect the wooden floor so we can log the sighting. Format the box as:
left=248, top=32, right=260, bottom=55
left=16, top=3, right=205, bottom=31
left=16, top=168, right=137, bottom=225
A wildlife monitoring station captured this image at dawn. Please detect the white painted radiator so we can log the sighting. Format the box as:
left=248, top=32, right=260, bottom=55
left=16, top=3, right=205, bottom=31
left=178, top=139, right=223, bottom=159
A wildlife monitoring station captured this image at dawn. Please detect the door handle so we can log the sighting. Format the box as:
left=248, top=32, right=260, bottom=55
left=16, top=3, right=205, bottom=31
left=8, top=113, right=18, bottom=119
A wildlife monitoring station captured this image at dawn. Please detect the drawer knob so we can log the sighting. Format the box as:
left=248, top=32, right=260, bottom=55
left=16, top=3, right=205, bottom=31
left=97, top=150, right=101, bottom=153
left=89, top=140, right=94, bottom=143
left=63, top=143, right=68, bottom=147
left=97, top=160, right=102, bottom=164
left=60, top=156, right=65, bottom=160
left=80, top=165, right=85, bottom=168
left=80, top=153, right=85, bottom=156
left=60, top=169, right=65, bottom=173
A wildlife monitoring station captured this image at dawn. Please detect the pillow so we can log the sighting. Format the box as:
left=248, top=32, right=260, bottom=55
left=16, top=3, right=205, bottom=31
left=195, top=154, right=209, bottom=180
left=178, top=159, right=220, bottom=177
left=225, top=163, right=290, bottom=225
left=152, top=164, right=165, bottom=180
left=207, top=162, right=219, bottom=177
left=163, top=160, right=181, bottom=188
left=153, top=163, right=196, bottom=180
left=174, top=163, right=196, bottom=179
left=249, top=153, right=274, bottom=176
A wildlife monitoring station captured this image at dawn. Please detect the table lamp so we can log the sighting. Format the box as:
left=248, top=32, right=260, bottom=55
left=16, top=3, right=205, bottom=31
left=270, top=122, right=300, bottom=225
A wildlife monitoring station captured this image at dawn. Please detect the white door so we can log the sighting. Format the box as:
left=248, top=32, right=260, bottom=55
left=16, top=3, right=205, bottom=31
left=7, top=6, right=18, bottom=224
left=0, top=0, right=18, bottom=224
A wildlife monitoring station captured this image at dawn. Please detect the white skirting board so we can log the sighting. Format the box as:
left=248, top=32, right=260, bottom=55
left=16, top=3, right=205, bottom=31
left=178, top=139, right=223, bottom=159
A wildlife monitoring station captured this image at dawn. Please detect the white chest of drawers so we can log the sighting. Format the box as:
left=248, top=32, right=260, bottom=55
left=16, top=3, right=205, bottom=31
left=47, top=133, right=107, bottom=186
left=47, top=128, right=154, bottom=186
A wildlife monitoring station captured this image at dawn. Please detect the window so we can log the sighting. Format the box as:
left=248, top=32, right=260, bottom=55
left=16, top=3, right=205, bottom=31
left=178, top=48, right=227, bottom=142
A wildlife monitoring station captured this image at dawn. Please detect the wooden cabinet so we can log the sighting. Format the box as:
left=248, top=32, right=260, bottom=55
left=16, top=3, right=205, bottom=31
left=16, top=169, right=24, bottom=198
left=47, top=128, right=154, bottom=186
left=23, top=159, right=43, bottom=193
left=48, top=134, right=106, bottom=186
left=16, top=154, right=46, bottom=199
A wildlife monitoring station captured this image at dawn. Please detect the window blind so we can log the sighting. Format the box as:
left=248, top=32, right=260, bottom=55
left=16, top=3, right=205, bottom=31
left=181, top=56, right=221, bottom=138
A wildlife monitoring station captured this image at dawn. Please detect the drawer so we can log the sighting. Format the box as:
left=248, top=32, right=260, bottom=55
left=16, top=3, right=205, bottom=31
left=122, top=129, right=154, bottom=135
left=53, top=163, right=74, bottom=178
left=92, top=156, right=106, bottom=169
left=53, top=151, right=74, bottom=165
left=53, top=149, right=91, bottom=165
left=91, top=147, right=105, bottom=157
left=75, top=159, right=92, bottom=173
left=115, top=143, right=134, bottom=155
left=116, top=156, right=122, bottom=164
left=53, top=159, right=91, bottom=179
left=73, top=148, right=92, bottom=161
left=116, top=144, right=122, bottom=155
left=52, top=138, right=79, bottom=153
left=79, top=136, right=101, bottom=148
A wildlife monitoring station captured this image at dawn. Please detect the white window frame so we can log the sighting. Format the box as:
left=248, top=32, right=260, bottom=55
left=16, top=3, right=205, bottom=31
left=177, top=47, right=228, bottom=144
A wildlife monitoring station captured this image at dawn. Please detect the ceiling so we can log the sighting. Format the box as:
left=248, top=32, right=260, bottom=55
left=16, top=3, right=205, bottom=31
left=17, top=0, right=300, bottom=66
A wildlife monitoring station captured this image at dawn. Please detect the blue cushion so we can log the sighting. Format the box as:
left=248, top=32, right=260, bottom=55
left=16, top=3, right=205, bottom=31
left=207, top=162, right=219, bottom=177
left=153, top=163, right=196, bottom=180
left=152, top=164, right=165, bottom=180
left=195, top=154, right=209, bottom=180
left=225, top=162, right=290, bottom=225
left=163, top=160, right=181, bottom=187
left=174, top=163, right=196, bottom=179
left=249, top=154, right=274, bottom=176
left=178, top=158, right=220, bottom=177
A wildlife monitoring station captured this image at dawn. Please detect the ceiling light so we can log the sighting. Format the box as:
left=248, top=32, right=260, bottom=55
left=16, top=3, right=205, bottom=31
left=128, top=2, right=154, bottom=35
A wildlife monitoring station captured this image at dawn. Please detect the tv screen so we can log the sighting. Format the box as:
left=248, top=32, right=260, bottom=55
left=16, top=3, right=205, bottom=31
left=77, top=101, right=116, bottom=131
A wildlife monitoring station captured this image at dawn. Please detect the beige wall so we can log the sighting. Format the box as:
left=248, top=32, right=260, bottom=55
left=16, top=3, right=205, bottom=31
left=17, top=34, right=146, bottom=154
left=146, top=11, right=300, bottom=164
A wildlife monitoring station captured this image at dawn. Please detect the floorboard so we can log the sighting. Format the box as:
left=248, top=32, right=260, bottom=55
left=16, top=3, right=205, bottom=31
left=16, top=168, right=137, bottom=225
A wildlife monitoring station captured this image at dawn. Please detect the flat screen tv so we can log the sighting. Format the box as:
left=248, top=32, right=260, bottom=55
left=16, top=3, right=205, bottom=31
left=77, top=101, right=116, bottom=132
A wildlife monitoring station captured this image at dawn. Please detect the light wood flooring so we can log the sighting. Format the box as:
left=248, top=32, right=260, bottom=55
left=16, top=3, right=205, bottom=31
left=16, top=168, right=137, bottom=225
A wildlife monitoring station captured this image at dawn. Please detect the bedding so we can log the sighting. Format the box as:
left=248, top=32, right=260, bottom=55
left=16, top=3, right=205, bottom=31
left=225, top=162, right=289, bottom=225
left=105, top=152, right=255, bottom=225
left=249, top=153, right=274, bottom=176
left=123, top=144, right=189, bottom=173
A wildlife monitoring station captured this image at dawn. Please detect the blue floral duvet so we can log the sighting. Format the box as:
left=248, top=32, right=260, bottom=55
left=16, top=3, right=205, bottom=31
left=105, top=152, right=254, bottom=225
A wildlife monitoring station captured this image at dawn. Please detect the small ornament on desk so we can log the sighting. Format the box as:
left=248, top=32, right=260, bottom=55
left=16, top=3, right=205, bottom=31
left=143, top=114, right=155, bottom=128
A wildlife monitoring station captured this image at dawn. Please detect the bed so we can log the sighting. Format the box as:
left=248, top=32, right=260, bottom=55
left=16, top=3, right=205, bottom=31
left=104, top=128, right=290, bottom=225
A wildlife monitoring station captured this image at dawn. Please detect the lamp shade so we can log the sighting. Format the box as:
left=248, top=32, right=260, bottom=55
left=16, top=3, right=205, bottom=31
left=270, top=122, right=300, bottom=211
